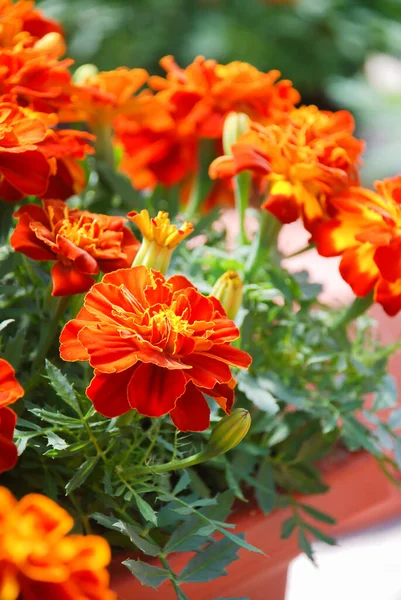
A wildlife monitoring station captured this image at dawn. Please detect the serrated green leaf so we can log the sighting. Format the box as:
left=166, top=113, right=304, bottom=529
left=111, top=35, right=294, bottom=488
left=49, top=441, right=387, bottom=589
left=65, top=456, right=99, bottom=495
left=300, top=504, right=336, bottom=525
left=255, top=460, right=275, bottom=515
left=373, top=374, right=398, bottom=410
left=92, top=513, right=161, bottom=556
left=45, top=361, right=81, bottom=415
left=164, top=514, right=211, bottom=554
left=214, top=525, right=263, bottom=555
left=133, top=491, right=158, bottom=526
left=237, top=372, right=279, bottom=414
left=123, top=559, right=169, bottom=589
left=178, top=536, right=240, bottom=583
left=46, top=431, right=68, bottom=451
left=28, top=408, right=82, bottom=426
left=173, top=471, right=191, bottom=496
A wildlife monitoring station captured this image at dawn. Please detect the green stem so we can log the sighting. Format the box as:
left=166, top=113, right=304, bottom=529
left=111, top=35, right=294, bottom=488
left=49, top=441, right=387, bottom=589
left=330, top=292, right=374, bottom=330
left=234, top=171, right=251, bottom=246
left=245, top=209, right=282, bottom=279
left=185, top=139, right=215, bottom=220
left=27, top=295, right=69, bottom=389
left=94, top=123, right=115, bottom=169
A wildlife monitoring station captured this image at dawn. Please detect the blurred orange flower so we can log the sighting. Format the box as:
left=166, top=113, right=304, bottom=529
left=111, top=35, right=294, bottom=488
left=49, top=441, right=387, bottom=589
left=11, top=200, right=139, bottom=296
left=149, top=55, right=300, bottom=138
left=0, top=487, right=115, bottom=600
left=0, top=102, right=51, bottom=202
left=209, top=105, right=363, bottom=227
left=0, top=407, right=18, bottom=474
left=0, top=0, right=64, bottom=52
left=62, top=67, right=152, bottom=127
left=0, top=358, right=24, bottom=408
left=60, top=265, right=251, bottom=431
left=115, top=111, right=197, bottom=190
left=314, top=176, right=401, bottom=316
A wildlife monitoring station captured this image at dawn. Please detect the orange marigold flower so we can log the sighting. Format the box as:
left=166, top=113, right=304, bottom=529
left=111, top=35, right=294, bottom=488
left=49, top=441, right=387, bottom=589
left=61, top=67, right=150, bottom=127
left=0, top=102, right=51, bottom=202
left=209, top=105, right=364, bottom=227
left=0, top=487, right=116, bottom=600
left=37, top=128, right=95, bottom=200
left=0, top=0, right=64, bottom=52
left=59, top=266, right=252, bottom=431
left=314, top=176, right=401, bottom=315
left=0, top=358, right=24, bottom=474
left=148, top=55, right=300, bottom=138
left=114, top=113, right=198, bottom=190
left=0, top=407, right=18, bottom=474
left=11, top=200, right=139, bottom=296
left=0, top=358, right=24, bottom=408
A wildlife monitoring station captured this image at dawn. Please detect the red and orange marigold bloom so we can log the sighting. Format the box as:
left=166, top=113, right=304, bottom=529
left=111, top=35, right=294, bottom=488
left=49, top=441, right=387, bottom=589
left=11, top=200, right=139, bottom=296
left=149, top=55, right=300, bottom=139
left=0, top=102, right=51, bottom=202
left=314, top=176, right=401, bottom=316
left=209, top=105, right=364, bottom=227
left=0, top=358, right=23, bottom=475
left=61, top=67, right=151, bottom=127
left=0, top=407, right=18, bottom=474
left=59, top=266, right=252, bottom=431
left=0, top=487, right=116, bottom=600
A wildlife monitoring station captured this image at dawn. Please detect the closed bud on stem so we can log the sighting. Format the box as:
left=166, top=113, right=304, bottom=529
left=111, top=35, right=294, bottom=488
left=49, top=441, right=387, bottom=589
left=136, top=409, right=251, bottom=475
left=223, top=112, right=251, bottom=156
left=211, top=271, right=243, bottom=320
left=128, top=210, right=193, bottom=274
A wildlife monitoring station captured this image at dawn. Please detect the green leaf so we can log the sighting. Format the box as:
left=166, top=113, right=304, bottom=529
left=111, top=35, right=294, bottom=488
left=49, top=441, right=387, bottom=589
left=300, top=504, right=336, bottom=525
left=237, top=372, right=279, bottom=414
left=178, top=536, right=241, bottom=583
left=133, top=491, right=158, bottom=526
left=255, top=460, right=275, bottom=515
left=65, top=456, right=99, bottom=495
left=45, top=431, right=68, bottom=451
left=373, top=374, right=398, bottom=410
left=163, top=514, right=211, bottom=554
left=123, top=559, right=169, bottom=589
left=28, top=407, right=82, bottom=426
left=173, top=471, right=191, bottom=496
left=303, top=523, right=337, bottom=546
left=45, top=361, right=81, bottom=415
left=214, top=525, right=264, bottom=555
left=281, top=517, right=297, bottom=540
left=298, top=530, right=315, bottom=563
left=92, top=513, right=161, bottom=556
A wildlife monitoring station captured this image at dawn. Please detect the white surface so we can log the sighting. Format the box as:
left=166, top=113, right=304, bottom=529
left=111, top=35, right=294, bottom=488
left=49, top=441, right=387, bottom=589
left=286, top=519, right=401, bottom=600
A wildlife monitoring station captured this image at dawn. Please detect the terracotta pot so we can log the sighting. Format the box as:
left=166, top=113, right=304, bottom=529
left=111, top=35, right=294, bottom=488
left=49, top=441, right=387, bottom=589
left=111, top=452, right=401, bottom=600
left=111, top=218, right=401, bottom=599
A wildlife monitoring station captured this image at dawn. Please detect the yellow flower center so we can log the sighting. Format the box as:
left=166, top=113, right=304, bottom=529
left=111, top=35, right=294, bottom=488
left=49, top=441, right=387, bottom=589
left=151, top=308, right=192, bottom=336
left=56, top=215, right=103, bottom=250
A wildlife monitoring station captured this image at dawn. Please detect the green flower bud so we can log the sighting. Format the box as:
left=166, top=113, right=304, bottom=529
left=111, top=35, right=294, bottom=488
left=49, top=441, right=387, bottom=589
left=223, top=112, right=250, bottom=156
left=204, top=409, right=251, bottom=459
left=211, top=271, right=243, bottom=320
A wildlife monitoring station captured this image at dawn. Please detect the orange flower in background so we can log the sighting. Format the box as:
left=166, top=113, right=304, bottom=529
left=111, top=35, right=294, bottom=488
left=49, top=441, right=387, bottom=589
left=0, top=102, right=51, bottom=202
left=0, top=487, right=116, bottom=600
left=37, top=128, right=95, bottom=200
left=11, top=200, right=139, bottom=296
left=0, top=0, right=64, bottom=52
left=314, top=176, right=401, bottom=316
left=0, top=407, right=18, bottom=473
left=209, top=105, right=364, bottom=227
left=0, top=358, right=24, bottom=407
left=149, top=55, right=300, bottom=138
left=0, top=358, right=23, bottom=475
left=60, top=266, right=252, bottom=431
left=115, top=111, right=197, bottom=190
left=61, top=67, right=151, bottom=127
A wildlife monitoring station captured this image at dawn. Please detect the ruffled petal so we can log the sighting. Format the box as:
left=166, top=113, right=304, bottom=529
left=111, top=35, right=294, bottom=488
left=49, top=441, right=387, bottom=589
left=86, top=369, right=133, bottom=417
left=127, top=363, right=186, bottom=417
left=170, top=383, right=210, bottom=431
left=51, top=262, right=95, bottom=296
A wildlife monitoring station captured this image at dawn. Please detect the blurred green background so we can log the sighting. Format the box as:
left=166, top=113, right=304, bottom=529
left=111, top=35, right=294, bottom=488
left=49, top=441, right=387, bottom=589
left=38, top=0, right=401, bottom=184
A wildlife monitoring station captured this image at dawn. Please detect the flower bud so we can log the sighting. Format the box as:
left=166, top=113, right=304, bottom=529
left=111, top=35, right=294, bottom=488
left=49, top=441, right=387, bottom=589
left=223, top=112, right=250, bottom=156
left=211, top=271, right=243, bottom=320
left=73, top=64, right=99, bottom=85
left=128, top=210, right=193, bottom=274
left=204, top=409, right=251, bottom=459
left=34, top=32, right=66, bottom=59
